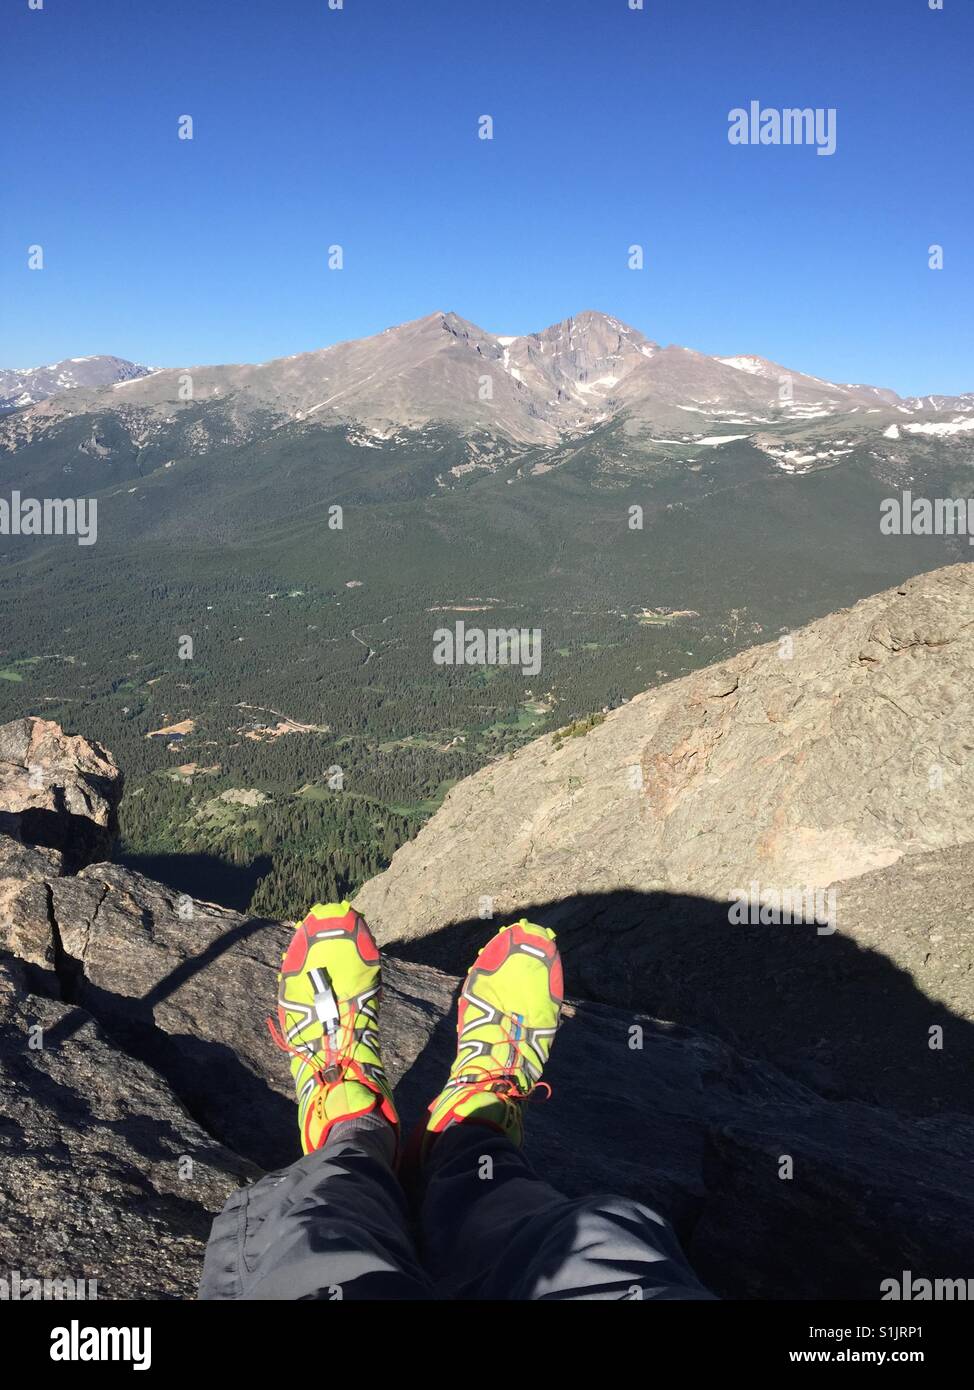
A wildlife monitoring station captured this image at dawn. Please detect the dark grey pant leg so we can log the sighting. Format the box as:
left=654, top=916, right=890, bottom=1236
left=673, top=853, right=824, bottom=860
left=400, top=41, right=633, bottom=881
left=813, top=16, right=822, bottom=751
left=420, top=1126, right=716, bottom=1301
left=199, top=1116, right=432, bottom=1300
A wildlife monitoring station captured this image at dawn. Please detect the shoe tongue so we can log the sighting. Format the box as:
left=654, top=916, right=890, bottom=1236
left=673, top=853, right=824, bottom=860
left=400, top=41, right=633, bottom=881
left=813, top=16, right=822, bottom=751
left=310, top=972, right=341, bottom=1030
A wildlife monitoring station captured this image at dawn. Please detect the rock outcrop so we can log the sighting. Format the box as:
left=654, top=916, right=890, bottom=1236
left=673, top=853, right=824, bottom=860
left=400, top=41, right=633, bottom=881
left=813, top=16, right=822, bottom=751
left=0, top=752, right=258, bottom=1300
left=0, top=716, right=121, bottom=871
left=0, top=954, right=258, bottom=1300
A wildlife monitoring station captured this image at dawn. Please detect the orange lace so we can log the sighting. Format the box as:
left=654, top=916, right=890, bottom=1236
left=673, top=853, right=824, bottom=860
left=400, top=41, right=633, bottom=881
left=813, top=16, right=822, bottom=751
left=266, top=1007, right=364, bottom=1089
left=445, top=1009, right=553, bottom=1104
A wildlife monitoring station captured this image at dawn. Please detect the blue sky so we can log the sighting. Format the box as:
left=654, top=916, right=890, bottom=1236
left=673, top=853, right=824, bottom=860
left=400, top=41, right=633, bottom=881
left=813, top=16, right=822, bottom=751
left=2, top=0, right=971, bottom=394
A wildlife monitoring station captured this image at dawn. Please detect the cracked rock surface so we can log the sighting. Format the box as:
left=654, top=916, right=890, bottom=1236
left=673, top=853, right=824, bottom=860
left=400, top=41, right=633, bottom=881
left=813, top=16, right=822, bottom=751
left=0, top=955, right=258, bottom=1299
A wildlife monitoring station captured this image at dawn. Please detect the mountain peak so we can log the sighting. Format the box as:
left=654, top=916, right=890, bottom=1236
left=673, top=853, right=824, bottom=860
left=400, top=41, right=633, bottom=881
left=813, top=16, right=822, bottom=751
left=0, top=354, right=151, bottom=412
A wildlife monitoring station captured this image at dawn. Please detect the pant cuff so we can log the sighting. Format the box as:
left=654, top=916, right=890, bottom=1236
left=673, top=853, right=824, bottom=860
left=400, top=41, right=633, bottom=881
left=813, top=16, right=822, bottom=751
left=323, top=1112, right=397, bottom=1162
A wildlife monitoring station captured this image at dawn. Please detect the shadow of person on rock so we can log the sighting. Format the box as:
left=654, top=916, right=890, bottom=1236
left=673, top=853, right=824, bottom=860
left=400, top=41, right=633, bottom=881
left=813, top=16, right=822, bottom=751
left=114, top=850, right=272, bottom=913
left=384, top=890, right=974, bottom=1298
left=388, top=887, right=974, bottom=1117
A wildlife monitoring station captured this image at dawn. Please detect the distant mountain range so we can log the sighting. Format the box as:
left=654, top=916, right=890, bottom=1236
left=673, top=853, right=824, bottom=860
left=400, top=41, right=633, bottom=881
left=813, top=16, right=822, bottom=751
left=0, top=355, right=152, bottom=413
left=3, top=312, right=971, bottom=453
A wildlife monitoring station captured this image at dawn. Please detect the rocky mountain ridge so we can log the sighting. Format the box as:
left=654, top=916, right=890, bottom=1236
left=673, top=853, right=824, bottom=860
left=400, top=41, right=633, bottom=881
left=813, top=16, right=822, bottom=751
left=3, top=312, right=970, bottom=459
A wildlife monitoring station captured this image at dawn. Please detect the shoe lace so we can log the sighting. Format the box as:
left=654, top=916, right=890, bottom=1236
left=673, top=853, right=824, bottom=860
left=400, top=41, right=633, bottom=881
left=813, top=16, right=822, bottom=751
left=266, top=994, right=369, bottom=1092
left=444, top=1010, right=553, bottom=1106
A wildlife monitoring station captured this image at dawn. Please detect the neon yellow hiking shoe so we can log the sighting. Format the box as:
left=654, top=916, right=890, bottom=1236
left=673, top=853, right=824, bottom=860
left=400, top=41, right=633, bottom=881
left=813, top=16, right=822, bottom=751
left=425, top=919, right=563, bottom=1148
left=267, top=902, right=398, bottom=1155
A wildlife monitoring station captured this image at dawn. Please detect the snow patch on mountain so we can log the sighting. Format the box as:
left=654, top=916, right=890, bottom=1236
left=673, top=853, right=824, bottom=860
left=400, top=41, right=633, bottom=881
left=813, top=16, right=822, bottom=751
left=717, top=356, right=765, bottom=375
left=904, top=417, right=974, bottom=437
